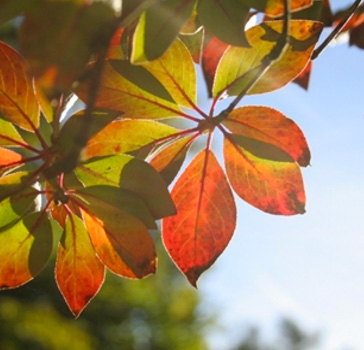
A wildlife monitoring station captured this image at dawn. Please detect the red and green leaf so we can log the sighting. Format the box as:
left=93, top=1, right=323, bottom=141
left=224, top=135, right=306, bottom=215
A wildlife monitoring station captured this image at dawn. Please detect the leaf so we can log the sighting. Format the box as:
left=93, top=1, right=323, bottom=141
left=75, top=61, right=182, bottom=120
left=0, top=41, right=40, bottom=131
left=224, top=135, right=306, bottom=215
left=0, top=170, right=32, bottom=202
left=162, top=150, right=236, bottom=286
left=0, top=0, right=41, bottom=26
left=222, top=106, right=310, bottom=166
left=75, top=155, right=176, bottom=219
left=149, top=135, right=195, bottom=185
left=18, top=1, right=115, bottom=94
left=0, top=190, right=37, bottom=230
left=292, top=60, right=312, bottom=89
left=56, top=213, right=105, bottom=317
left=74, top=186, right=157, bottom=229
left=132, top=0, right=195, bottom=62
left=0, top=147, right=23, bottom=167
left=265, top=0, right=313, bottom=18
left=197, top=0, right=250, bottom=47
left=0, top=212, right=53, bottom=289
left=201, top=34, right=229, bottom=97
left=81, top=205, right=156, bottom=279
left=139, top=38, right=197, bottom=108
left=213, top=20, right=323, bottom=97
left=0, top=116, right=25, bottom=147
left=56, top=108, right=120, bottom=159
left=179, top=27, right=204, bottom=63
left=83, top=120, right=178, bottom=160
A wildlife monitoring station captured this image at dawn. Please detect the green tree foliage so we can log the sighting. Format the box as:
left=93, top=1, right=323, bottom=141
left=0, top=0, right=362, bottom=316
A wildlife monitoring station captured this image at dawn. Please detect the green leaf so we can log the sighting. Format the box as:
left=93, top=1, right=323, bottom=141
left=132, top=0, right=195, bottom=62
left=197, top=0, right=250, bottom=47
left=0, top=171, right=32, bottom=202
left=0, top=0, right=41, bottom=26
left=74, top=186, right=157, bottom=229
left=0, top=212, right=53, bottom=289
left=83, top=119, right=178, bottom=160
left=0, top=190, right=37, bottom=230
left=0, top=116, right=25, bottom=147
left=213, top=20, right=323, bottom=97
left=75, top=155, right=176, bottom=219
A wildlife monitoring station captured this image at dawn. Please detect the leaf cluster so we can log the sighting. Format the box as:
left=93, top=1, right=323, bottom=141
left=0, top=0, right=359, bottom=315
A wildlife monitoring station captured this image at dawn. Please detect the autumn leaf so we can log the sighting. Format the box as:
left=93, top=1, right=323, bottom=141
left=0, top=41, right=40, bottom=131
left=56, top=213, right=105, bottom=317
left=163, top=150, right=236, bottom=286
left=213, top=20, right=323, bottom=97
left=224, top=135, right=306, bottom=215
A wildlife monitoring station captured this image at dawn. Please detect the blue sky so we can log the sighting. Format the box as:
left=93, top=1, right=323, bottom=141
left=197, top=1, right=364, bottom=349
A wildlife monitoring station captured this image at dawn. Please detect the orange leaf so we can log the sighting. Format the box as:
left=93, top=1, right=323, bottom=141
left=81, top=205, right=156, bottom=279
left=56, top=213, right=105, bottom=317
left=162, top=150, right=236, bottom=286
left=224, top=136, right=306, bottom=215
left=265, top=0, right=313, bottom=18
left=222, top=106, right=310, bottom=166
left=0, top=42, right=40, bottom=131
left=0, top=147, right=23, bottom=167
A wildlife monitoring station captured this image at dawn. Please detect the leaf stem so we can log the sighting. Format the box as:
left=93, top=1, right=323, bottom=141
left=312, top=0, right=363, bottom=60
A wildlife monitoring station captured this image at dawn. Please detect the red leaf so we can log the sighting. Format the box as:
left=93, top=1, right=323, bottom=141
left=0, top=147, right=23, bottom=167
left=202, top=35, right=229, bottom=97
left=292, top=60, right=312, bottom=90
left=56, top=213, right=105, bottom=317
left=163, top=150, right=236, bottom=286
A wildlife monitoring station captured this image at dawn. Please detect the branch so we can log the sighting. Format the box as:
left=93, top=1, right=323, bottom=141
left=312, top=0, right=363, bottom=60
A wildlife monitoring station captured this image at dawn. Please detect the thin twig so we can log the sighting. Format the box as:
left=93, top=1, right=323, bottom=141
left=312, top=0, right=363, bottom=60
left=216, top=0, right=291, bottom=120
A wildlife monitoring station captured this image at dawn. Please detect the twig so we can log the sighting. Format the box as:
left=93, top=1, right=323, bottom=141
left=312, top=0, right=363, bottom=60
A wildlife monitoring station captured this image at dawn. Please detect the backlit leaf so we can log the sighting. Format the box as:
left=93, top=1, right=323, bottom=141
left=0, top=171, right=32, bottom=202
left=265, top=0, right=313, bottom=18
left=75, top=60, right=182, bottom=120
left=75, top=186, right=157, bottom=229
left=213, top=20, right=323, bottom=97
left=179, top=27, right=204, bottom=63
left=163, top=150, right=236, bottom=286
left=0, top=41, right=40, bottom=131
left=0, top=147, right=23, bottom=167
left=57, top=109, right=119, bottom=159
left=222, top=106, right=310, bottom=166
left=197, top=0, right=250, bottom=46
left=132, top=0, right=195, bottom=62
left=56, top=213, right=105, bottom=317
left=149, top=135, right=195, bottom=185
left=0, top=212, right=53, bottom=289
left=139, top=38, right=197, bottom=107
left=0, top=116, right=25, bottom=147
left=83, top=120, right=178, bottom=160
left=0, top=190, right=37, bottom=230
left=81, top=206, right=156, bottom=279
left=224, top=135, right=306, bottom=215
left=75, top=155, right=176, bottom=219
